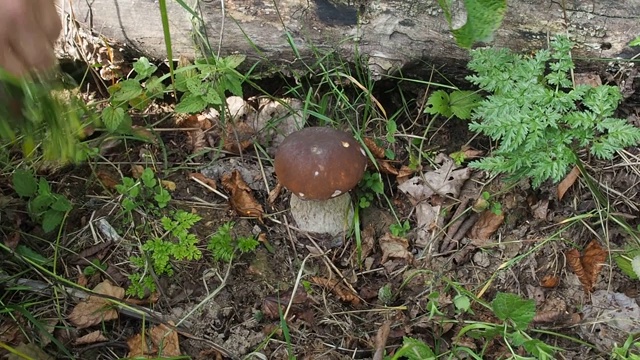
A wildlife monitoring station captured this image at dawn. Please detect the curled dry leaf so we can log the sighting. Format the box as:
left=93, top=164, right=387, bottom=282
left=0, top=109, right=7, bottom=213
left=566, top=240, right=607, bottom=292
left=176, top=114, right=212, bottom=154
left=161, top=180, right=176, bottom=191
left=310, top=276, right=361, bottom=305
left=221, top=170, right=264, bottom=220
left=262, top=287, right=309, bottom=319
left=398, top=153, right=471, bottom=203
left=379, top=232, right=413, bottom=264
left=267, top=182, right=283, bottom=204
left=450, top=145, right=484, bottom=161
left=540, top=274, right=560, bottom=288
left=377, top=159, right=399, bottom=175
left=96, top=171, right=119, bottom=190
left=557, top=166, right=580, bottom=201
left=468, top=210, right=505, bottom=245
left=131, top=164, right=145, bottom=179
left=68, top=280, right=125, bottom=329
left=363, top=137, right=386, bottom=159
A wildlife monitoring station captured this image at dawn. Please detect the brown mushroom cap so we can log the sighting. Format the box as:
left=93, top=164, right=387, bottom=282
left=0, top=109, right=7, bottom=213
left=274, top=127, right=368, bottom=200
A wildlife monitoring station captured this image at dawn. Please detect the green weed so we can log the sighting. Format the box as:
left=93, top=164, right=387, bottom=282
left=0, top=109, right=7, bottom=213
left=115, top=167, right=171, bottom=219
left=12, top=169, right=72, bottom=233
left=207, top=221, right=259, bottom=263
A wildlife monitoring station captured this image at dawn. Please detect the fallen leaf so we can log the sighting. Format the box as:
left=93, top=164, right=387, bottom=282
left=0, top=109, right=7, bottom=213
left=9, top=343, right=53, bottom=360
left=396, top=165, right=417, bottom=184
left=574, top=73, right=602, bottom=87
left=377, top=159, right=399, bottom=175
left=221, top=170, right=264, bottom=220
left=149, top=322, right=181, bottom=357
left=223, top=121, right=254, bottom=154
left=310, top=276, right=360, bottom=305
left=126, top=333, right=152, bottom=358
left=360, top=224, right=376, bottom=260
left=131, top=165, right=145, bottom=179
left=398, top=153, right=471, bottom=203
left=372, top=320, right=392, bottom=360
left=566, top=240, right=607, bottom=292
left=189, top=172, right=217, bottom=190
left=267, top=182, right=283, bottom=204
left=557, top=166, right=580, bottom=200
left=176, top=114, right=212, bottom=154
left=96, top=171, right=120, bottom=190
left=379, top=233, right=413, bottom=263
left=161, top=180, right=176, bottom=191
left=414, top=202, right=444, bottom=247
left=468, top=210, right=504, bottom=244
left=262, top=288, right=309, bottom=319
left=540, top=274, right=560, bottom=288
left=131, top=126, right=158, bottom=145
left=74, top=330, right=108, bottom=345
left=68, top=280, right=125, bottom=329
left=363, top=137, right=386, bottom=159
left=0, top=316, right=25, bottom=344
left=531, top=199, right=549, bottom=220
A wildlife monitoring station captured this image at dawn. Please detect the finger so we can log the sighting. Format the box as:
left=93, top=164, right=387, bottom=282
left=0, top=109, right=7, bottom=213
left=36, top=0, right=63, bottom=44
left=0, top=48, right=28, bottom=77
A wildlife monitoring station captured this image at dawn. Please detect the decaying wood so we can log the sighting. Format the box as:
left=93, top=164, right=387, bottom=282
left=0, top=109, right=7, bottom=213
left=58, top=0, right=639, bottom=75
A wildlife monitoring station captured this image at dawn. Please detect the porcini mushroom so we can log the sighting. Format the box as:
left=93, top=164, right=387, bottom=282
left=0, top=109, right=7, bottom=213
left=274, top=127, right=368, bottom=235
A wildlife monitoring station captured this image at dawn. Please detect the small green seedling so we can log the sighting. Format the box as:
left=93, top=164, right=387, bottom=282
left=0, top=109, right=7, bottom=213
left=115, top=167, right=171, bottom=218
left=12, top=169, right=72, bottom=233
left=83, top=259, right=108, bottom=276
left=425, top=89, right=482, bottom=120
left=474, top=191, right=502, bottom=215
left=390, top=220, right=410, bottom=237
left=357, top=172, right=384, bottom=209
left=207, top=221, right=259, bottom=263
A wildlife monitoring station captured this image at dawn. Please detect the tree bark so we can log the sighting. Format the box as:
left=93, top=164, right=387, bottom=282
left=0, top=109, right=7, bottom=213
left=59, top=0, right=640, bottom=75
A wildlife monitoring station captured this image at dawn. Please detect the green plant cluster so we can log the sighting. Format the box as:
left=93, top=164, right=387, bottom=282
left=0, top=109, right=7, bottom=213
left=127, top=210, right=203, bottom=298
left=466, top=35, right=640, bottom=187
left=12, top=169, right=72, bottom=233
left=115, top=167, right=171, bottom=218
left=207, top=221, right=259, bottom=263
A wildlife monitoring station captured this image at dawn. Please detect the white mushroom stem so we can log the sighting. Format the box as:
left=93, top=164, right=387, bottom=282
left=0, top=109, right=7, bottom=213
left=289, top=194, right=354, bottom=236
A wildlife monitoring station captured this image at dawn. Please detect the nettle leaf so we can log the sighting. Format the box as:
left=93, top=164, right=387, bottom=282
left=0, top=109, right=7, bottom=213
left=13, top=170, right=38, bottom=197
left=112, top=79, right=143, bottom=103
left=51, top=196, right=72, bottom=212
left=491, top=292, right=535, bottom=330
left=101, top=106, right=126, bottom=132
left=223, top=54, right=246, bottom=69
left=223, top=73, right=244, bottom=97
left=133, top=57, right=157, bottom=80
left=145, top=76, right=165, bottom=99
left=42, top=210, right=64, bottom=233
left=175, top=93, right=208, bottom=114
left=439, top=0, right=507, bottom=49
left=203, top=87, right=223, bottom=105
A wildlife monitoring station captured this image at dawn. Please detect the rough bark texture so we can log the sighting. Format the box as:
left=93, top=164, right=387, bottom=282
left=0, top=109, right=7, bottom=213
left=59, top=0, right=639, bottom=75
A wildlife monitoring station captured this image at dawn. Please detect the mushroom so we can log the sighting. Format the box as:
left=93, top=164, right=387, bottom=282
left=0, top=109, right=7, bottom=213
left=274, top=127, right=368, bottom=235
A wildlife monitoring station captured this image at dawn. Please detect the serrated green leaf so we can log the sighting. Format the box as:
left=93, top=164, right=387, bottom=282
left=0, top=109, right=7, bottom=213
left=491, top=292, right=535, bottom=330
left=425, top=90, right=452, bottom=117
left=393, top=337, right=436, bottom=360
left=13, top=170, right=38, bottom=197
left=630, top=36, right=640, bottom=47
left=42, top=210, right=64, bottom=233
left=440, top=0, right=506, bottom=48
left=176, top=93, right=208, bottom=114
left=30, top=193, right=54, bottom=214
left=133, top=57, right=157, bottom=80
left=145, top=76, right=165, bottom=99
left=102, top=106, right=125, bottom=132
left=51, top=196, right=72, bottom=212
left=449, top=90, right=482, bottom=119
left=453, top=294, right=471, bottom=312
left=186, top=76, right=206, bottom=96
left=112, top=79, right=143, bottom=103
left=223, top=54, right=246, bottom=69
left=16, top=245, right=49, bottom=265
left=223, top=73, right=244, bottom=97
left=203, top=87, right=223, bottom=105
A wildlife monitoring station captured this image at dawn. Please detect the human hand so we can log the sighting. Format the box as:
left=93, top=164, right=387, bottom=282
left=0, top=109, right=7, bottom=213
left=0, top=0, right=62, bottom=77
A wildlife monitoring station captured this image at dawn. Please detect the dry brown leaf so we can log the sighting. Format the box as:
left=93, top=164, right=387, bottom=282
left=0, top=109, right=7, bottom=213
left=262, top=288, right=309, bottom=319
left=267, top=182, right=283, bottom=204
left=189, top=172, right=217, bottom=190
left=10, top=343, right=53, bottom=360
left=161, top=180, right=176, bottom=191
left=96, top=171, right=120, bottom=190
left=574, top=73, right=602, bottom=87
left=74, top=330, right=108, bottom=345
left=360, top=224, right=376, bottom=260
left=363, top=137, right=386, bottom=159
left=540, top=274, right=560, bottom=288
left=131, top=165, right=145, bottom=179
left=126, top=333, right=152, bottom=358
left=397, top=153, right=471, bottom=202
left=177, top=114, right=211, bottom=154
left=68, top=280, right=125, bottom=329
left=396, top=165, right=417, bottom=184
left=311, top=276, right=361, bottom=305
left=379, top=233, right=413, bottom=263
left=221, top=170, right=264, bottom=220
left=149, top=322, right=181, bottom=357
left=468, top=210, right=504, bottom=244
left=450, top=145, right=484, bottom=161
left=377, top=159, right=399, bottom=175
left=566, top=240, right=607, bottom=292
left=131, top=126, right=158, bottom=145
left=0, top=316, right=25, bottom=344
left=557, top=166, right=580, bottom=200
left=223, top=121, right=255, bottom=154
